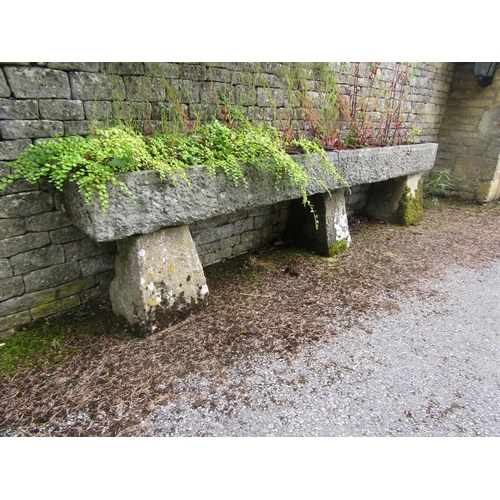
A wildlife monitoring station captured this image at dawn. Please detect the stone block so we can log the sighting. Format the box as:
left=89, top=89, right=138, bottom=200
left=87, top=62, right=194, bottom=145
left=111, top=101, right=152, bottom=122
left=241, top=229, right=261, bottom=244
left=248, top=205, right=273, bottom=217
left=285, top=189, right=351, bottom=255
left=257, top=87, right=284, bottom=107
left=47, top=63, right=100, bottom=72
left=254, top=212, right=280, bottom=229
left=365, top=173, right=423, bottom=226
left=0, top=288, right=56, bottom=317
left=0, top=120, right=64, bottom=139
left=3, top=66, right=71, bottom=98
left=99, top=270, right=115, bottom=287
left=100, top=63, right=145, bottom=75
left=144, top=63, right=180, bottom=79
left=0, top=139, right=32, bottom=160
left=79, top=253, right=115, bottom=277
left=69, top=72, right=126, bottom=101
left=84, top=100, right=112, bottom=121
left=0, top=190, right=53, bottom=218
left=204, top=66, right=233, bottom=83
left=0, top=275, right=24, bottom=301
left=215, top=247, right=232, bottom=260
left=0, top=311, right=31, bottom=334
left=0, top=98, right=39, bottom=119
left=193, top=224, right=234, bottom=246
left=199, top=82, right=233, bottom=105
left=122, top=76, right=166, bottom=101
left=232, top=240, right=256, bottom=256
left=49, top=225, right=86, bottom=244
left=0, top=70, right=10, bottom=97
left=23, top=262, right=81, bottom=292
left=195, top=240, right=220, bottom=256
left=61, top=144, right=438, bottom=243
left=81, top=284, right=108, bottom=305
left=0, top=174, right=40, bottom=194
left=180, top=64, right=207, bottom=81
left=0, top=258, right=12, bottom=279
left=26, top=210, right=71, bottom=232
left=109, top=225, right=208, bottom=335
left=454, top=156, right=497, bottom=181
left=0, top=231, right=50, bottom=259
left=175, top=80, right=200, bottom=103
left=11, top=245, right=65, bottom=275
left=0, top=218, right=26, bottom=239
left=64, top=121, right=92, bottom=136
left=478, top=105, right=500, bottom=135
left=231, top=70, right=255, bottom=86
left=234, top=85, right=257, bottom=106
left=31, top=294, right=81, bottom=320
left=63, top=238, right=115, bottom=262
left=199, top=252, right=218, bottom=267
left=39, top=99, right=85, bottom=120
left=233, top=218, right=254, bottom=234
left=56, top=276, right=97, bottom=299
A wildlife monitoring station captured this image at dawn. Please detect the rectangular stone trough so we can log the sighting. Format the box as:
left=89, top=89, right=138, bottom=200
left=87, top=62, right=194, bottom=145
left=60, top=143, right=438, bottom=335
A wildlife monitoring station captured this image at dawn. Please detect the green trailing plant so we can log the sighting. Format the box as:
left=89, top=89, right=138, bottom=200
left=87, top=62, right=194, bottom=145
left=0, top=126, right=190, bottom=212
left=1, top=111, right=346, bottom=228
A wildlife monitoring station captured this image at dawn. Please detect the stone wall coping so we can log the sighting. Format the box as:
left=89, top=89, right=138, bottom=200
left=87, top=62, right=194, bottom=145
left=61, top=143, right=438, bottom=242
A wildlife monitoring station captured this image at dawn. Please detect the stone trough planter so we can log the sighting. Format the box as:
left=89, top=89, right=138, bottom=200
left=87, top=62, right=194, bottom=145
left=60, top=143, right=438, bottom=335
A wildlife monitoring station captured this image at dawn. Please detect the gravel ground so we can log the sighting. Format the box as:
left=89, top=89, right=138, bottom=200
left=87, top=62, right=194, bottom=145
left=2, top=200, right=499, bottom=437
left=143, top=260, right=500, bottom=436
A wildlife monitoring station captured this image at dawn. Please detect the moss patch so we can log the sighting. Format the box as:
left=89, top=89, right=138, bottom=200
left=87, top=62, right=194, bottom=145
left=328, top=238, right=349, bottom=256
left=0, top=305, right=125, bottom=378
left=396, top=181, right=424, bottom=226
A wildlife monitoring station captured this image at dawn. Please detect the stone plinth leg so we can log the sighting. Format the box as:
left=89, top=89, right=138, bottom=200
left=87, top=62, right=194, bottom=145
left=476, top=155, right=500, bottom=202
left=109, top=225, right=209, bottom=336
left=365, top=173, right=423, bottom=225
left=286, top=189, right=351, bottom=256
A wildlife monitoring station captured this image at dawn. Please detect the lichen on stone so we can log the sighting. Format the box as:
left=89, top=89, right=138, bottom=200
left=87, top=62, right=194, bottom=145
left=396, top=180, right=424, bottom=226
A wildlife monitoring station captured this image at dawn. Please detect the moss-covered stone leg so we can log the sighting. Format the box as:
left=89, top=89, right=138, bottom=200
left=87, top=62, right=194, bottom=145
left=286, top=189, right=351, bottom=256
left=395, top=174, right=424, bottom=226
left=365, top=173, right=424, bottom=226
left=109, top=225, right=209, bottom=336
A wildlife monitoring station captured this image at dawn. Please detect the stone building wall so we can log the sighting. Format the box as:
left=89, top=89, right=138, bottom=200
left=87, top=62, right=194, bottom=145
left=434, top=62, right=500, bottom=201
left=0, top=62, right=454, bottom=334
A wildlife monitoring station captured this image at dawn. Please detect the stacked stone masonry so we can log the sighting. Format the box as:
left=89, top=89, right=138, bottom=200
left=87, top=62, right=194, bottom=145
left=0, top=62, right=455, bottom=333
left=434, top=62, right=500, bottom=202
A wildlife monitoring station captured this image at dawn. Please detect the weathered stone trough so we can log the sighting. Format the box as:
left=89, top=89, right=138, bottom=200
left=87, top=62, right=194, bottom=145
left=60, top=143, right=438, bottom=335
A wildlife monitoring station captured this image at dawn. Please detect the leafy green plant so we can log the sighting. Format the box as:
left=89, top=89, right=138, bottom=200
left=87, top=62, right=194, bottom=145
left=0, top=126, right=190, bottom=211
left=0, top=112, right=345, bottom=228
left=425, top=169, right=452, bottom=196
left=424, top=169, right=452, bottom=205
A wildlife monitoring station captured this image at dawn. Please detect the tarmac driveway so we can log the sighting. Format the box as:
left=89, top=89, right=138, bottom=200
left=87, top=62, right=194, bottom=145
left=144, top=260, right=500, bottom=436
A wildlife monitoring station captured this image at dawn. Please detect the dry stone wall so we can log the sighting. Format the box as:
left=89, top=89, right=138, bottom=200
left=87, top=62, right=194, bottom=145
left=0, top=62, right=454, bottom=334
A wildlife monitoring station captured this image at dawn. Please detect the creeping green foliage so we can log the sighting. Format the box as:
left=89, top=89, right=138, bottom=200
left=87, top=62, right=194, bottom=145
left=0, top=127, right=166, bottom=211
left=1, top=117, right=345, bottom=220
